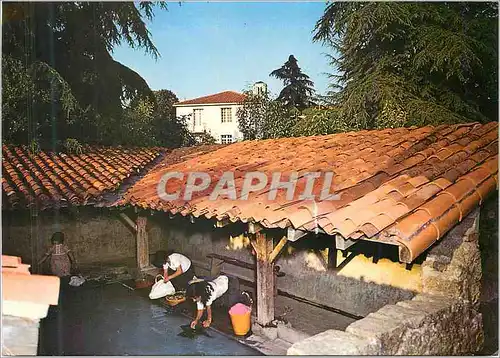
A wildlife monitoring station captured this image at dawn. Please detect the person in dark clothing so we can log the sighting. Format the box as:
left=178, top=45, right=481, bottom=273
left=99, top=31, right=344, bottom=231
left=152, top=250, right=195, bottom=292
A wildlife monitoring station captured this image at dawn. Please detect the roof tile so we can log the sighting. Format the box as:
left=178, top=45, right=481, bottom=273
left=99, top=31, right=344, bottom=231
left=419, top=194, right=456, bottom=218
left=175, top=91, right=246, bottom=106
left=118, top=122, right=497, bottom=263
left=2, top=146, right=165, bottom=210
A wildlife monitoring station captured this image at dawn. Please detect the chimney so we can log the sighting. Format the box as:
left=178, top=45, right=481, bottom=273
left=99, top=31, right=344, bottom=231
left=252, top=81, right=267, bottom=96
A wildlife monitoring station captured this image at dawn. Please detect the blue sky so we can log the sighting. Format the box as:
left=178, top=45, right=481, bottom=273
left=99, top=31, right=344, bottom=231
left=112, top=1, right=334, bottom=101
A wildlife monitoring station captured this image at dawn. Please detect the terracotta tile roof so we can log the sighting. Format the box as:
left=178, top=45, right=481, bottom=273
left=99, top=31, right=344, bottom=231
left=175, top=91, right=246, bottom=106
left=2, top=145, right=165, bottom=210
left=121, top=122, right=498, bottom=263
left=114, top=144, right=225, bottom=207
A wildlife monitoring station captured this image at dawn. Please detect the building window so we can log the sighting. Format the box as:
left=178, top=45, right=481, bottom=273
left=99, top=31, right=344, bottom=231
left=193, top=109, right=203, bottom=126
left=221, top=108, right=232, bottom=123
left=221, top=134, right=233, bottom=144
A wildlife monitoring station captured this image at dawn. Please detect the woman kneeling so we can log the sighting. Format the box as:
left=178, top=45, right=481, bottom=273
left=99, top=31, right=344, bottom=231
left=186, top=275, right=228, bottom=329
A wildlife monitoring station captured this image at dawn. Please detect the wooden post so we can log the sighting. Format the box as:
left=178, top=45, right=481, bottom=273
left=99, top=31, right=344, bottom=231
left=328, top=247, right=338, bottom=270
left=209, top=257, right=224, bottom=277
left=373, top=243, right=382, bottom=264
left=136, top=215, right=149, bottom=271
left=254, top=231, right=275, bottom=326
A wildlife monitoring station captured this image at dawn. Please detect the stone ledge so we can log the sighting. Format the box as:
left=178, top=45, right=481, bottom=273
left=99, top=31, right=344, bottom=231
left=287, top=329, right=376, bottom=355
left=277, top=322, right=311, bottom=344
left=252, top=322, right=278, bottom=340
left=346, top=294, right=483, bottom=355
left=288, top=293, right=484, bottom=356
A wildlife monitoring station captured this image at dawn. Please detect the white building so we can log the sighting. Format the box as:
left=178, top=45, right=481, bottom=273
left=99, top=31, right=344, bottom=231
left=174, top=91, right=247, bottom=144
left=174, top=83, right=268, bottom=144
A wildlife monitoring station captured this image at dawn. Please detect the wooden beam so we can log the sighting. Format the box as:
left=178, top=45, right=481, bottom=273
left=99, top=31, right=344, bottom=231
left=335, top=235, right=356, bottom=250
left=215, top=217, right=230, bottom=228
left=373, top=243, right=383, bottom=264
left=287, top=227, right=307, bottom=242
left=327, top=247, right=338, bottom=269
left=209, top=257, right=224, bottom=277
left=335, top=251, right=357, bottom=271
left=248, top=222, right=262, bottom=234
left=249, top=238, right=258, bottom=254
left=119, top=212, right=137, bottom=233
left=254, top=231, right=274, bottom=326
left=136, top=216, right=149, bottom=271
left=269, top=236, right=287, bottom=263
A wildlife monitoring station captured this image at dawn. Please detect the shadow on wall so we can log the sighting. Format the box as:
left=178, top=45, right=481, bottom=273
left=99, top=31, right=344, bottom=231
left=1, top=207, right=163, bottom=271
left=478, top=195, right=498, bottom=355
left=149, top=215, right=418, bottom=316
left=283, top=236, right=424, bottom=292
left=479, top=195, right=498, bottom=284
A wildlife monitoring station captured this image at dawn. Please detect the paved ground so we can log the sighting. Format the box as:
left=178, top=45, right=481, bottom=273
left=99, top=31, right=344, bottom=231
left=38, top=282, right=261, bottom=356
left=79, top=261, right=359, bottom=342
left=274, top=294, right=357, bottom=336
left=78, top=259, right=496, bottom=355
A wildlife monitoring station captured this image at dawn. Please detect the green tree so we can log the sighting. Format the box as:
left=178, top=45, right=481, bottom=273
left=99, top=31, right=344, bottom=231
left=2, top=2, right=167, bottom=149
left=194, top=131, right=217, bottom=146
left=152, top=90, right=195, bottom=148
left=291, top=107, right=355, bottom=137
left=236, top=91, right=298, bottom=140
left=122, top=98, right=158, bottom=147
left=313, top=2, right=498, bottom=129
left=270, top=55, right=315, bottom=111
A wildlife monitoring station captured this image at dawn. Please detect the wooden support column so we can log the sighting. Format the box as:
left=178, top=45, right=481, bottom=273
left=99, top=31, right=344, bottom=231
left=253, top=231, right=275, bottom=326
left=209, top=257, right=224, bottom=277
left=328, top=247, right=338, bottom=270
left=136, top=215, right=149, bottom=271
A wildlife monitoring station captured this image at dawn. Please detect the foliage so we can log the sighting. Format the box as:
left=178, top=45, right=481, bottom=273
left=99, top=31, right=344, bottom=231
left=291, top=107, right=356, bottom=136
left=122, top=99, right=158, bottom=147
left=63, top=138, right=84, bottom=154
left=152, top=90, right=195, bottom=148
left=2, top=2, right=167, bottom=149
left=270, top=55, right=315, bottom=111
left=195, top=131, right=217, bottom=146
left=236, top=91, right=298, bottom=140
left=313, top=2, right=498, bottom=128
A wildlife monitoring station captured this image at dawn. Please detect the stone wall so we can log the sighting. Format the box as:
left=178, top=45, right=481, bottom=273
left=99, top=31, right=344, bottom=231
left=287, top=294, right=483, bottom=355
left=288, top=209, right=485, bottom=355
left=147, top=215, right=417, bottom=316
left=2, top=208, right=419, bottom=316
left=1, top=208, right=167, bottom=267
left=421, top=208, right=483, bottom=307
left=2, top=316, right=40, bottom=355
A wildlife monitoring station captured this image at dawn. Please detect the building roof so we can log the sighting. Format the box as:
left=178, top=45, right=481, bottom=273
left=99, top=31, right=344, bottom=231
left=114, top=144, right=225, bottom=206
left=120, top=122, right=498, bottom=263
left=175, top=91, right=246, bottom=106
left=2, top=145, right=165, bottom=210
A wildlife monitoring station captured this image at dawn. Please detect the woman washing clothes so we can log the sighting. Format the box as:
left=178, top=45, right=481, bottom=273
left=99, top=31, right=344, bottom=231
left=152, top=250, right=195, bottom=292
left=186, top=275, right=229, bottom=328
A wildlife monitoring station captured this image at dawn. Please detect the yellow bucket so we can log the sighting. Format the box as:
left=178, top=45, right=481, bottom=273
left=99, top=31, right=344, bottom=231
left=229, top=310, right=251, bottom=336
